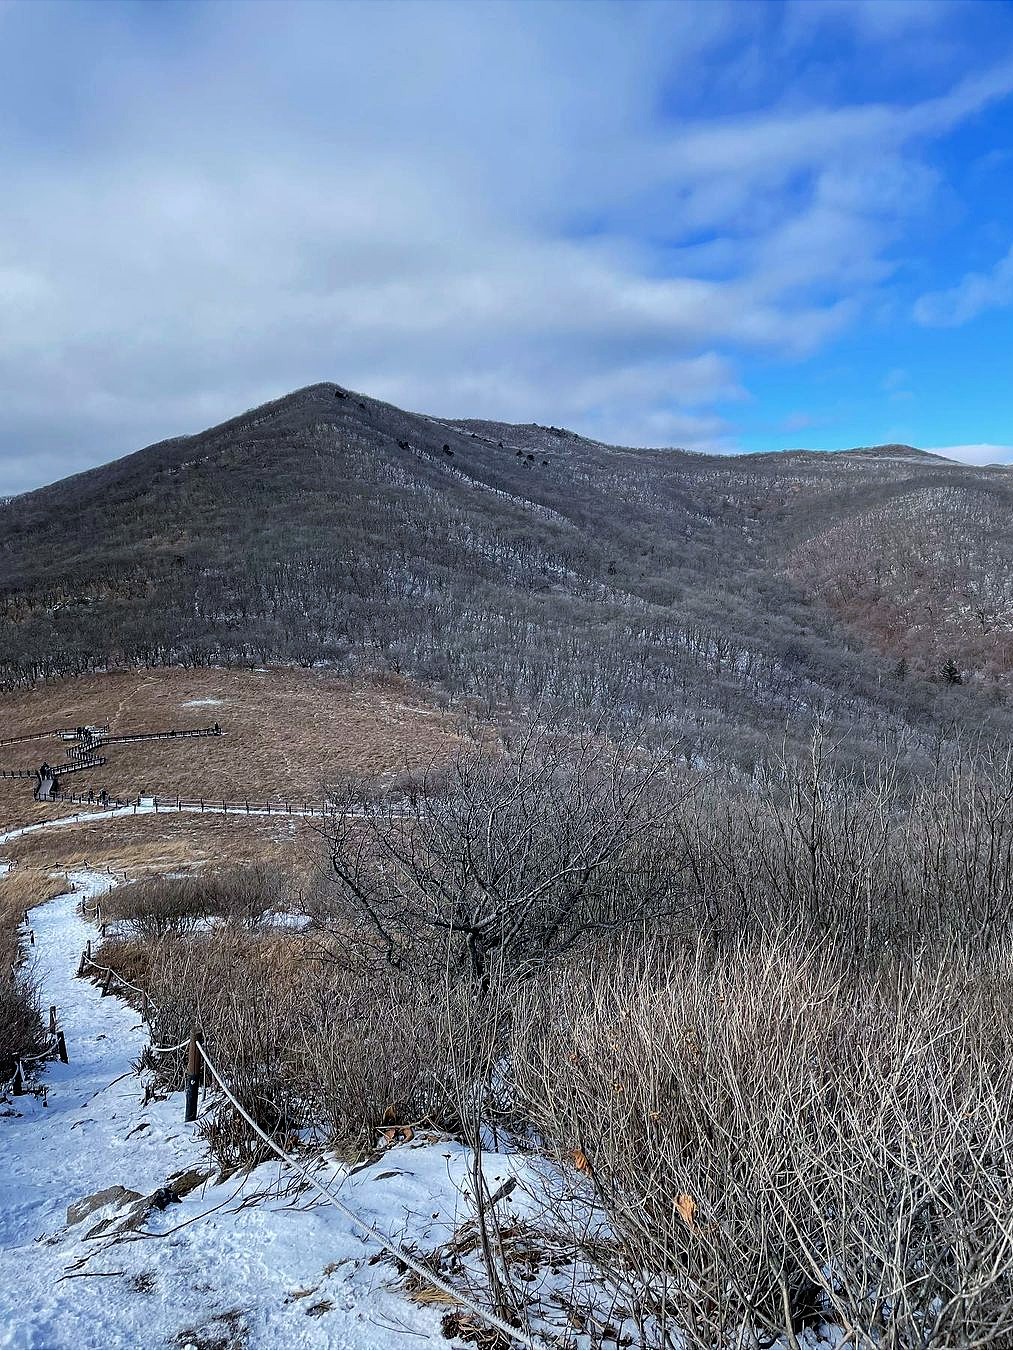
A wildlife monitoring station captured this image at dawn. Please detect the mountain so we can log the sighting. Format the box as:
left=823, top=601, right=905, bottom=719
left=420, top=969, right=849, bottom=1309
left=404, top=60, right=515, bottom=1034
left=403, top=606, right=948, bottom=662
left=2, top=381, right=1012, bottom=770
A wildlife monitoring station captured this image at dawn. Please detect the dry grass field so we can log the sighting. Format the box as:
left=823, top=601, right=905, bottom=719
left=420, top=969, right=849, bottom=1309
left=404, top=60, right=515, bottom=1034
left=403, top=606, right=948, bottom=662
left=3, top=811, right=321, bottom=884
left=0, top=666, right=466, bottom=828
left=0, top=866, right=69, bottom=918
left=0, top=666, right=469, bottom=882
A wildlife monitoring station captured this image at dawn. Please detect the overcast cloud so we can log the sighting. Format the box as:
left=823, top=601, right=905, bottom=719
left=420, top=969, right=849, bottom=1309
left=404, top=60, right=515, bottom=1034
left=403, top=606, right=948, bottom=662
left=2, top=0, right=1013, bottom=493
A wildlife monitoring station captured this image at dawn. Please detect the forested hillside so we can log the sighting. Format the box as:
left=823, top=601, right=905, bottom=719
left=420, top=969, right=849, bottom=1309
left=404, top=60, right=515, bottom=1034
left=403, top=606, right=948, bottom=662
left=2, top=381, right=1009, bottom=769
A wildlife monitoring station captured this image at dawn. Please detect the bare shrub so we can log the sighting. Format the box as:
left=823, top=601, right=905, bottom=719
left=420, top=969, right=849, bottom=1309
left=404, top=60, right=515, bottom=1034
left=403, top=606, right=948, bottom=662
left=297, top=958, right=501, bottom=1149
left=141, top=924, right=309, bottom=1167
left=0, top=869, right=55, bottom=1078
left=319, top=726, right=693, bottom=984
left=0, top=943, right=43, bottom=1081
left=104, top=865, right=290, bottom=941
left=509, top=930, right=1013, bottom=1348
left=140, top=918, right=499, bottom=1166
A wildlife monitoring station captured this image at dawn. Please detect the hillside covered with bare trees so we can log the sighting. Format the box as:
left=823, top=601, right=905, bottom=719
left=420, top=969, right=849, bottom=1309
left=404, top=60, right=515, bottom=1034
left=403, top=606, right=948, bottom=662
left=1, top=383, right=1010, bottom=772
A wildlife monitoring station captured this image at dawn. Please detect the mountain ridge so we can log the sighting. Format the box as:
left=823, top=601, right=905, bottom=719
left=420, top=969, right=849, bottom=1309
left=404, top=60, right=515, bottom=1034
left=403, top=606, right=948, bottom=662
left=2, top=380, right=1012, bottom=771
left=8, top=381, right=975, bottom=507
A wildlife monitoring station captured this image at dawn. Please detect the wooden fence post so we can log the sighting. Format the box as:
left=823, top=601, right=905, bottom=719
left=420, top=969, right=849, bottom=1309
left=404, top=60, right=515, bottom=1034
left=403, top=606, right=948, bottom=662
left=56, top=1030, right=68, bottom=1064
left=49, top=1006, right=57, bottom=1035
left=12, top=1062, right=24, bottom=1096
left=185, top=1029, right=201, bottom=1123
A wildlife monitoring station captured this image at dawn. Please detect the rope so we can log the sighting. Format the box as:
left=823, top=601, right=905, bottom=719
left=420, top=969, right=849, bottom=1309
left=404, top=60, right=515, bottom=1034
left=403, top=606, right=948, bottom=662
left=82, top=956, right=161, bottom=1016
left=18, top=1034, right=60, bottom=1066
left=13, top=850, right=531, bottom=1344
left=197, top=1042, right=534, bottom=1349
left=18, top=1032, right=58, bottom=1064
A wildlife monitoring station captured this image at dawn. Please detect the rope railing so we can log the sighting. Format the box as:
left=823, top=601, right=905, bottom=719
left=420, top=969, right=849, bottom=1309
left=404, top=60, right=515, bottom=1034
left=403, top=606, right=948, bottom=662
left=68, top=890, right=532, bottom=1347
left=197, top=1040, right=532, bottom=1349
left=79, top=952, right=160, bottom=1022
left=7, top=1007, right=69, bottom=1097
left=148, top=1037, right=190, bottom=1054
left=9, top=837, right=529, bottom=1344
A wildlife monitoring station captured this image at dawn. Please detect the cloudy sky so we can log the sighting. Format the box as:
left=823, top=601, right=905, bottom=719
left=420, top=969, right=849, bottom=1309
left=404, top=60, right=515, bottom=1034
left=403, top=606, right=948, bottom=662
left=2, top=0, right=1013, bottom=493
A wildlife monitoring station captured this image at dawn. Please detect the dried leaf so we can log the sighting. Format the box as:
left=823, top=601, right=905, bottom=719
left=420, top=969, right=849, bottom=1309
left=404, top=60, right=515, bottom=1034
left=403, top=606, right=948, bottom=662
left=676, top=1192, right=696, bottom=1229
left=572, top=1148, right=591, bottom=1174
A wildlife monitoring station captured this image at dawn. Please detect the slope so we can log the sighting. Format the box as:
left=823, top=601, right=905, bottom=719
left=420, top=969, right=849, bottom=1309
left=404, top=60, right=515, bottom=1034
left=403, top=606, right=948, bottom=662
left=2, top=382, right=1011, bottom=769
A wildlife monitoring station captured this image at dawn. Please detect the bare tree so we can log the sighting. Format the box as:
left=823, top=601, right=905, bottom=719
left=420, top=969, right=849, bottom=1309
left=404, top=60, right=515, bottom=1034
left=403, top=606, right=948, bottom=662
left=317, top=725, right=694, bottom=984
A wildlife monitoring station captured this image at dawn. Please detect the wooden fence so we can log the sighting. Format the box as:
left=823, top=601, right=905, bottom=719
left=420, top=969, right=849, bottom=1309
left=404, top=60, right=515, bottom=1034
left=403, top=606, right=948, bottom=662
left=85, top=725, right=223, bottom=750
left=51, top=791, right=332, bottom=818
left=0, top=727, right=85, bottom=748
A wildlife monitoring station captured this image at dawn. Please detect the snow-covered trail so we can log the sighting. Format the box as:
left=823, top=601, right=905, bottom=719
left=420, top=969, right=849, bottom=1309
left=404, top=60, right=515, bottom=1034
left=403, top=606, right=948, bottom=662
left=0, top=871, right=142, bottom=1243
left=0, top=807, right=144, bottom=850
left=0, top=870, right=480, bottom=1350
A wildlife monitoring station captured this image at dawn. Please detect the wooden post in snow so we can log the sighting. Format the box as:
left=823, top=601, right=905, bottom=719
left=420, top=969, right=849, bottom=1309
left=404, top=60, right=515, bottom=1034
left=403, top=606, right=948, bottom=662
left=185, top=1029, right=201, bottom=1124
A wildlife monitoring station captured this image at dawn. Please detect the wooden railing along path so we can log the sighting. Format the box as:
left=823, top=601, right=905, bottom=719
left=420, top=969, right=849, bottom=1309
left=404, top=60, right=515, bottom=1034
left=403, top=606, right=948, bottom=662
left=50, top=791, right=332, bottom=818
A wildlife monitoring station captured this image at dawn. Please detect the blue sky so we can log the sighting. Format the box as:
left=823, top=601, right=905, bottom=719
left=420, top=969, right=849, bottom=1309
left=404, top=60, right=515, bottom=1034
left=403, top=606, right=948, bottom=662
left=2, top=0, right=1013, bottom=492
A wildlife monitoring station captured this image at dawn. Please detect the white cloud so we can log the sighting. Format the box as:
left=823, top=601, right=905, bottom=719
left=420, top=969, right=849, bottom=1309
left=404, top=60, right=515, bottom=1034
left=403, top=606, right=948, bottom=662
left=925, top=443, right=1013, bottom=464
left=785, top=0, right=957, bottom=42
left=914, top=244, right=1013, bottom=325
left=0, top=1, right=1011, bottom=490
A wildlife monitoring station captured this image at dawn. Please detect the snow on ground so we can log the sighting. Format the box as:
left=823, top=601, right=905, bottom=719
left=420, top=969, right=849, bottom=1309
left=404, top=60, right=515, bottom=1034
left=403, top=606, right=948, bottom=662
left=0, top=872, right=550, bottom=1351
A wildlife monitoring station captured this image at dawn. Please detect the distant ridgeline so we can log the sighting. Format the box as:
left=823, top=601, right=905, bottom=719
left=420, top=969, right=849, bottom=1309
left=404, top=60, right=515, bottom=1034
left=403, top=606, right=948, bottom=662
left=0, top=383, right=1009, bottom=770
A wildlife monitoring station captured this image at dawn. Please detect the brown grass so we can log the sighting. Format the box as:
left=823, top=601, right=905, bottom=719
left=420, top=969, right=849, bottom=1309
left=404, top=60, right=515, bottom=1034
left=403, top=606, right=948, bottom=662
left=3, top=811, right=324, bottom=885
left=0, top=866, right=68, bottom=916
left=0, top=666, right=467, bottom=833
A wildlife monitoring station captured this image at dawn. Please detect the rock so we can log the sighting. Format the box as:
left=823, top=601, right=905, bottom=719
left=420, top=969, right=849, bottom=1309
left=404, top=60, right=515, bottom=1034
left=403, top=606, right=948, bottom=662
left=67, top=1184, right=142, bottom=1227
left=166, top=1166, right=210, bottom=1200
